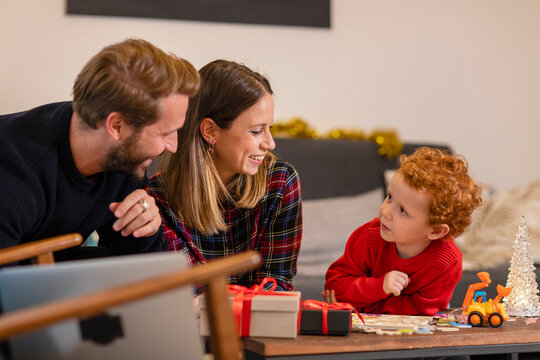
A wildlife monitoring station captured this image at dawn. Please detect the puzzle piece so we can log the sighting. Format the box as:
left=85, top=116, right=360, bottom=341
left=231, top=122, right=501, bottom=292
left=436, top=326, right=459, bottom=332
left=353, top=313, right=432, bottom=331
left=375, top=330, right=402, bottom=336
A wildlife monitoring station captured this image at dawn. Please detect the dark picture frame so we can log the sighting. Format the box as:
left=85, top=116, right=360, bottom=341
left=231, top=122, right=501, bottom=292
left=66, top=0, right=331, bottom=28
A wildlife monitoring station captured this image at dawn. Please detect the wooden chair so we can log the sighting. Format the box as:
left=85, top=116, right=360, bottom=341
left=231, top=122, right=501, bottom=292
left=0, top=233, right=83, bottom=266
left=0, top=251, right=261, bottom=360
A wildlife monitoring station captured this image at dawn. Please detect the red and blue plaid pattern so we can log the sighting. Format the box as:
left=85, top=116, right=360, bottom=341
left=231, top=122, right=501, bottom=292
left=147, top=160, right=302, bottom=294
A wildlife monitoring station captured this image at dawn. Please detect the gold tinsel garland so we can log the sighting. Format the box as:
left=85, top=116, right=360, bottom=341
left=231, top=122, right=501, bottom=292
left=270, top=117, right=403, bottom=159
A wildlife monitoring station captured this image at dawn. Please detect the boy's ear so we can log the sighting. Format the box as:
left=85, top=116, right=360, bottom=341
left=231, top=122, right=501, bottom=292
left=200, top=117, right=217, bottom=143
left=428, top=224, right=450, bottom=240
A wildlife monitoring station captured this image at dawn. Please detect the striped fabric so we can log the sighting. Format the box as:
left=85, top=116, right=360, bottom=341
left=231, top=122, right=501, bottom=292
left=147, top=159, right=302, bottom=294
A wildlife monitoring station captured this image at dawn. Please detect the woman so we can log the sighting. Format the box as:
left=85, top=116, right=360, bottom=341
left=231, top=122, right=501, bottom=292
left=147, top=60, right=302, bottom=292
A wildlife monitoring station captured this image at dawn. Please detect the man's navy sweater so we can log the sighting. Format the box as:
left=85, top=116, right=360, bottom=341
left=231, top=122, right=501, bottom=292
left=0, top=102, right=164, bottom=259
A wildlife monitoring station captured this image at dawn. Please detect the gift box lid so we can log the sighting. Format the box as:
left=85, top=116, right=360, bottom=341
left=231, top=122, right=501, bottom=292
left=200, top=291, right=301, bottom=313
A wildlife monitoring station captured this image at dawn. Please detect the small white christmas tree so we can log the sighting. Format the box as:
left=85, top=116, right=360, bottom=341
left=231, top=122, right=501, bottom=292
left=504, top=216, right=540, bottom=316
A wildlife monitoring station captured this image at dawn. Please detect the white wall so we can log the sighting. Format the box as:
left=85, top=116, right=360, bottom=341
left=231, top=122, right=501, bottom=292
left=2, top=0, right=540, bottom=191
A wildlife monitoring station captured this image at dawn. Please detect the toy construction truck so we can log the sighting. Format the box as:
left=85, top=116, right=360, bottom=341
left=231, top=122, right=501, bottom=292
left=461, top=272, right=512, bottom=328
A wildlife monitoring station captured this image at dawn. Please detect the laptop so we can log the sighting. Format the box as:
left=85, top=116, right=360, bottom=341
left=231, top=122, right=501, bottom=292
left=0, top=252, right=204, bottom=360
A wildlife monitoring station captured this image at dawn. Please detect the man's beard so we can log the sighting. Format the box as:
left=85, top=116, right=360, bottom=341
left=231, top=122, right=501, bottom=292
left=102, top=133, right=150, bottom=181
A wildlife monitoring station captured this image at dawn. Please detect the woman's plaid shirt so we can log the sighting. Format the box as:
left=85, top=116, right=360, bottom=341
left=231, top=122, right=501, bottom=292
left=147, top=159, right=302, bottom=293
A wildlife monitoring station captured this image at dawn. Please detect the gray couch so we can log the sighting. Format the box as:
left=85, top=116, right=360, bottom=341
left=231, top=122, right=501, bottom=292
left=149, top=137, right=534, bottom=308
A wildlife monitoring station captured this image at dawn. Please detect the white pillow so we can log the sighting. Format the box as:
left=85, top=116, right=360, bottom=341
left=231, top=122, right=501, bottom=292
left=298, top=188, right=383, bottom=278
left=456, top=179, right=540, bottom=270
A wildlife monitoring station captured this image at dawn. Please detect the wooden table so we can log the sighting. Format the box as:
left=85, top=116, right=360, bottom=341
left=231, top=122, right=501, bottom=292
left=243, top=315, right=540, bottom=359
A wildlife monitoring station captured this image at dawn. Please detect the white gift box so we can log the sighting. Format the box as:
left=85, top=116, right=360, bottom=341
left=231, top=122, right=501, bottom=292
left=199, top=291, right=301, bottom=338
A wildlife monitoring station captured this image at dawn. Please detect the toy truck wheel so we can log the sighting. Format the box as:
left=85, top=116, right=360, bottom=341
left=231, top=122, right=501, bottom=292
left=488, top=313, right=503, bottom=328
left=468, top=311, right=483, bottom=327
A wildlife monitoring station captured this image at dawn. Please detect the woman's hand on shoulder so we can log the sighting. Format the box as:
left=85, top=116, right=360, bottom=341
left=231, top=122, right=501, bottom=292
left=109, top=188, right=161, bottom=238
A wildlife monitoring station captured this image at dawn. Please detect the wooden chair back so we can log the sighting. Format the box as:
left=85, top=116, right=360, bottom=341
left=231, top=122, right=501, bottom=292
left=0, top=233, right=83, bottom=266
left=0, top=251, right=261, bottom=360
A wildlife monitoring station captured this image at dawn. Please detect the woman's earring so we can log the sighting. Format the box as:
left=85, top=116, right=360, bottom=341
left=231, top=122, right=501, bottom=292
left=209, top=140, right=215, bottom=154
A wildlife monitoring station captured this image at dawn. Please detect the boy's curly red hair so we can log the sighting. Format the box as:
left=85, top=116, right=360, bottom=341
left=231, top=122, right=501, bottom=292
left=398, top=147, right=483, bottom=238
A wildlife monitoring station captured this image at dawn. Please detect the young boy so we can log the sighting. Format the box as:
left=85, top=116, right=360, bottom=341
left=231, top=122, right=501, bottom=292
left=324, top=147, right=483, bottom=315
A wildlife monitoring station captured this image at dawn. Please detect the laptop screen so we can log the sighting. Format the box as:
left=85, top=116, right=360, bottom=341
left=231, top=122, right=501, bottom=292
left=0, top=252, right=204, bottom=360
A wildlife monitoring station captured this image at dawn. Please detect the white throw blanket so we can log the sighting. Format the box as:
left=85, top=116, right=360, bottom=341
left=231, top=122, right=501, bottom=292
left=456, top=180, right=540, bottom=270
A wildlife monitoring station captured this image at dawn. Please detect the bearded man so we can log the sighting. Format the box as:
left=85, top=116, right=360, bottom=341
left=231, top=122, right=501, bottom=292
left=0, top=38, right=200, bottom=261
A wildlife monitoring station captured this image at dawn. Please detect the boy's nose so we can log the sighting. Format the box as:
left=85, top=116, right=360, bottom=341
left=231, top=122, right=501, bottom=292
left=380, top=205, right=392, bottom=220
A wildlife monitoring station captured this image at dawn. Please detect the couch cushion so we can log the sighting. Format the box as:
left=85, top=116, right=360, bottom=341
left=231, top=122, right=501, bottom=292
left=294, top=188, right=383, bottom=300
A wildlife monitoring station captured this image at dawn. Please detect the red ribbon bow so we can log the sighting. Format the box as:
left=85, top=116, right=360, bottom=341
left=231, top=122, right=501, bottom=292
left=302, top=300, right=364, bottom=335
left=227, top=277, right=298, bottom=337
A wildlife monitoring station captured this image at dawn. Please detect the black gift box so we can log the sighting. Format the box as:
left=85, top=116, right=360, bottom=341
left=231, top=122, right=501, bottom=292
left=300, top=308, right=351, bottom=336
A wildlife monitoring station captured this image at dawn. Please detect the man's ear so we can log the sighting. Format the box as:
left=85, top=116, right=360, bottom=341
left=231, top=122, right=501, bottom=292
left=428, top=224, right=450, bottom=240
left=200, top=117, right=217, bottom=143
left=104, top=112, right=126, bottom=141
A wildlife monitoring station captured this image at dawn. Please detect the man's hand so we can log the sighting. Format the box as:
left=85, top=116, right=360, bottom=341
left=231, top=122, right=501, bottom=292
left=383, top=270, right=410, bottom=296
left=109, top=189, right=160, bottom=238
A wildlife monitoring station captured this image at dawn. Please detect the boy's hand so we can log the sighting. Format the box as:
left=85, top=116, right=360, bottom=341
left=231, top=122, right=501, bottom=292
left=321, top=289, right=337, bottom=304
left=383, top=271, right=410, bottom=296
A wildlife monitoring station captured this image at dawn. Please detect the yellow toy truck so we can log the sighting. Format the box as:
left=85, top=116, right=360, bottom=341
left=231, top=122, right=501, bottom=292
left=461, top=272, right=512, bottom=328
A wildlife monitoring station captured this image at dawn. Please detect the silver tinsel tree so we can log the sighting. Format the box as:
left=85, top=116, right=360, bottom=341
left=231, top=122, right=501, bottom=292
left=504, top=217, right=540, bottom=316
